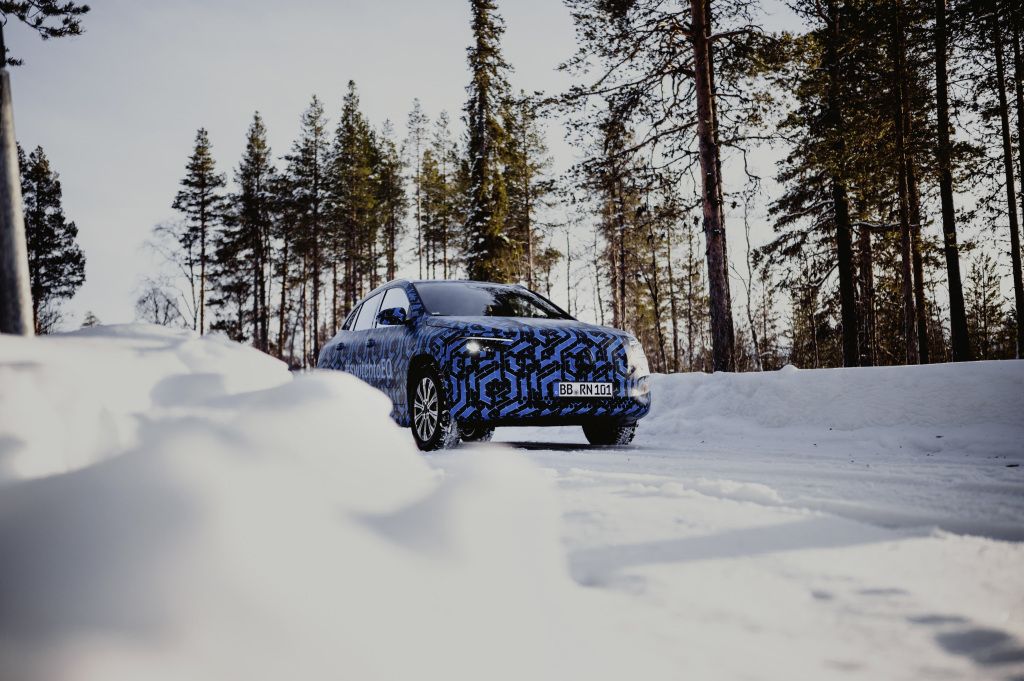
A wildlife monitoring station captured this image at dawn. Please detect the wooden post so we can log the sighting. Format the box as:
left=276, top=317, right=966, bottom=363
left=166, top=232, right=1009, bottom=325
left=0, top=25, right=33, bottom=336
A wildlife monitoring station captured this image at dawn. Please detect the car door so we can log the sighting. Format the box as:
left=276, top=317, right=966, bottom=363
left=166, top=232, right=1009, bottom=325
left=322, top=303, right=361, bottom=371
left=372, top=285, right=414, bottom=412
left=348, top=290, right=385, bottom=386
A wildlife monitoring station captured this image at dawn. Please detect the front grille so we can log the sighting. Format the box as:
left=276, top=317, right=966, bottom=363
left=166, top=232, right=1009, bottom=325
left=447, top=324, right=641, bottom=423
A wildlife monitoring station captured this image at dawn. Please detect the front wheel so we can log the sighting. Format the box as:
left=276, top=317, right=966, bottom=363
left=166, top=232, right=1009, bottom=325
left=409, top=367, right=460, bottom=451
left=582, top=421, right=637, bottom=446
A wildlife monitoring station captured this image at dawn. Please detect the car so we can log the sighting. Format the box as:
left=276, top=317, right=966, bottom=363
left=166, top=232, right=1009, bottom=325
left=316, top=279, right=652, bottom=451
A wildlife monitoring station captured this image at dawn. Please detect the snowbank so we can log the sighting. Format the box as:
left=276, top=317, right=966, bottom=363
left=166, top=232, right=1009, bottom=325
left=497, top=360, right=1024, bottom=541
left=0, top=326, right=669, bottom=681
left=632, top=361, right=1024, bottom=539
left=643, top=361, right=1024, bottom=458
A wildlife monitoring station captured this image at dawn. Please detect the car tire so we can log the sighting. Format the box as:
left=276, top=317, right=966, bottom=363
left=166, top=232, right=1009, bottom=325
left=409, top=366, right=460, bottom=451
left=459, top=423, right=495, bottom=443
left=582, top=421, right=637, bottom=446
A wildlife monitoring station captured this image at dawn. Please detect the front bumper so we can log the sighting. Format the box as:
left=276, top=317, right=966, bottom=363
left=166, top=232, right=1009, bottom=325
left=447, top=372, right=651, bottom=426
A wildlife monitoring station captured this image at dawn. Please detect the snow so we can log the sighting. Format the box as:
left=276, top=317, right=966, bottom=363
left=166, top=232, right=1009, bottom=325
left=0, top=326, right=669, bottom=681
left=1, top=326, right=1023, bottom=681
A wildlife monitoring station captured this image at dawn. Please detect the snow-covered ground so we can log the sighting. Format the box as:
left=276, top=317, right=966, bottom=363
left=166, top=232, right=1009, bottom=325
left=1, top=326, right=1022, bottom=681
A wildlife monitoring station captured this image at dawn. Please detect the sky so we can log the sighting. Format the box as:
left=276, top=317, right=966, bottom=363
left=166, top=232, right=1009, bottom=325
left=10, top=0, right=799, bottom=327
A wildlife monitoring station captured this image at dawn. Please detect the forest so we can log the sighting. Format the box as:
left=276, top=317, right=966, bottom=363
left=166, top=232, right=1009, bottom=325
left=16, top=0, right=1024, bottom=372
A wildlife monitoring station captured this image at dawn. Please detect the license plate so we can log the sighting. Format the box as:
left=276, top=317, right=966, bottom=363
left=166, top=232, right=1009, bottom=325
left=557, top=382, right=613, bottom=398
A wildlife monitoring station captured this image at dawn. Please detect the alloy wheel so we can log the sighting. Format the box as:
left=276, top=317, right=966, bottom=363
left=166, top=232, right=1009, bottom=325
left=413, top=376, right=439, bottom=442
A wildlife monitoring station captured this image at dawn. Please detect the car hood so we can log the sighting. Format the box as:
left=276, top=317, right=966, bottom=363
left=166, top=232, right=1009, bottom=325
left=422, top=315, right=630, bottom=339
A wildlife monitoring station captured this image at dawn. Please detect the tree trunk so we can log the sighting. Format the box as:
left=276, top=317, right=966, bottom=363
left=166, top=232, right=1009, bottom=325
left=301, top=256, right=309, bottom=368
left=311, top=225, right=320, bottom=361
left=908, top=163, right=930, bottom=362
left=742, top=210, right=762, bottom=371
left=893, top=0, right=918, bottom=364
left=565, top=229, right=572, bottom=316
left=252, top=247, right=260, bottom=347
left=278, top=239, right=289, bottom=358
left=690, top=0, right=735, bottom=372
left=685, top=221, right=696, bottom=371
left=262, top=214, right=271, bottom=353
left=666, top=223, right=680, bottom=371
left=933, top=0, right=971, bottom=361
left=614, top=185, right=628, bottom=328
left=704, top=0, right=736, bottom=367
left=331, top=261, right=338, bottom=333
left=857, top=226, right=876, bottom=367
left=388, top=212, right=397, bottom=281
left=416, top=146, right=423, bottom=280
left=610, top=167, right=628, bottom=329
left=593, top=228, right=605, bottom=326
left=609, top=235, right=620, bottom=329
left=442, top=219, right=449, bottom=279
left=993, top=13, right=1024, bottom=357
left=199, top=211, right=207, bottom=336
left=526, top=181, right=534, bottom=290
left=1012, top=21, right=1024, bottom=357
left=257, top=221, right=269, bottom=352
left=0, top=53, right=33, bottom=336
left=644, top=224, right=668, bottom=371
left=823, top=0, right=860, bottom=367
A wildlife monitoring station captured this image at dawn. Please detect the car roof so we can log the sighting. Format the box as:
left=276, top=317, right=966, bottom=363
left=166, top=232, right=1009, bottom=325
left=408, top=279, right=520, bottom=286
left=363, top=279, right=523, bottom=297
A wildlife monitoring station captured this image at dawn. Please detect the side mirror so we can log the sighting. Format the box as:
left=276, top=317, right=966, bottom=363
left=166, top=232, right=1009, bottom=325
left=377, top=306, right=409, bottom=326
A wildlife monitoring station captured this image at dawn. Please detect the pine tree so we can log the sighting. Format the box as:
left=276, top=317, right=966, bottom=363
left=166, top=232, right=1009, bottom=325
left=80, top=310, right=99, bottom=327
left=283, top=97, right=330, bottom=364
left=504, top=92, right=554, bottom=288
left=932, top=0, right=972, bottom=361
left=421, top=147, right=445, bottom=278
left=680, top=215, right=711, bottom=371
left=20, top=144, right=84, bottom=333
left=966, top=253, right=1007, bottom=359
left=760, top=1, right=944, bottom=368
left=420, top=112, right=464, bottom=279
left=582, top=113, right=642, bottom=331
left=559, top=0, right=769, bottom=370
left=375, top=120, right=406, bottom=282
left=213, top=112, right=277, bottom=349
left=404, top=99, right=429, bottom=279
left=208, top=209, right=251, bottom=341
left=0, top=1, right=90, bottom=66
left=332, top=81, right=378, bottom=313
left=763, top=3, right=872, bottom=367
left=172, top=128, right=225, bottom=335
left=464, top=0, right=513, bottom=282
left=986, top=2, right=1024, bottom=357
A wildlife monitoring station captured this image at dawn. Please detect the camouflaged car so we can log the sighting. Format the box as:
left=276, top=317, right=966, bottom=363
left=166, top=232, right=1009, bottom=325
left=317, top=280, right=652, bottom=450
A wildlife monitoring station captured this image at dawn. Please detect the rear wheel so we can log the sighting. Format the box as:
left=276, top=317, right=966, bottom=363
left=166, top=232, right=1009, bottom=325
left=459, top=423, right=495, bottom=442
left=582, top=421, right=637, bottom=446
left=409, top=367, right=460, bottom=451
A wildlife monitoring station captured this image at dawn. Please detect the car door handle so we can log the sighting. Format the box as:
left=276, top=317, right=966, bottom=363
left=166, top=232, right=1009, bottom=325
left=366, top=339, right=377, bottom=348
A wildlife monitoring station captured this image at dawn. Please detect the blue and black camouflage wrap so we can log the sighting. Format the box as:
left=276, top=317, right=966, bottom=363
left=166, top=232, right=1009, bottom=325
left=317, top=280, right=652, bottom=428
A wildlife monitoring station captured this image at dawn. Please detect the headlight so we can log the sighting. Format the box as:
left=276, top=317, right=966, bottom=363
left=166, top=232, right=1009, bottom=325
left=460, top=337, right=513, bottom=355
left=626, top=336, right=650, bottom=377
left=630, top=379, right=651, bottom=397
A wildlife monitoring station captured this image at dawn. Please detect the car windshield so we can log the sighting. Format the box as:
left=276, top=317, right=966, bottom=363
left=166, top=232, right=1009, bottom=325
left=413, top=282, right=572, bottom=319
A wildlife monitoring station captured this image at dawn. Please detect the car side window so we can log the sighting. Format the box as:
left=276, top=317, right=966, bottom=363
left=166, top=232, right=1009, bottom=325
left=378, top=287, right=410, bottom=323
left=352, top=292, right=384, bottom=331
left=342, top=304, right=361, bottom=331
